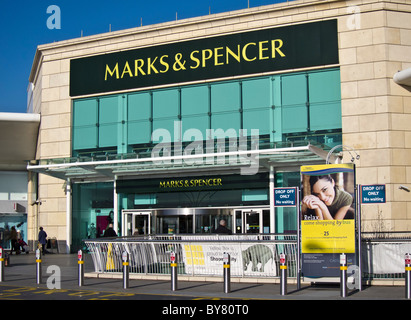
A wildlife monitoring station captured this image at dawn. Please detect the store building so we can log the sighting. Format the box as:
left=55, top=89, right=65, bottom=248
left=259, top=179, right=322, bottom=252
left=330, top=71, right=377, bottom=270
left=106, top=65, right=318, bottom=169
left=27, top=0, right=411, bottom=253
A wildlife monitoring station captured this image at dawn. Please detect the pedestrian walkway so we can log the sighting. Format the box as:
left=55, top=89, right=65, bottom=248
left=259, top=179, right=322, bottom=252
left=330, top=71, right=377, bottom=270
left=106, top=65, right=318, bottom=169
left=0, top=252, right=407, bottom=300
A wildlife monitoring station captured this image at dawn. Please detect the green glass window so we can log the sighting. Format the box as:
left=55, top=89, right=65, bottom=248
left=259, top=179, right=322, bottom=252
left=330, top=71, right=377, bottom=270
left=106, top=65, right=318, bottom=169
left=211, top=82, right=240, bottom=113
left=308, top=69, right=342, bottom=131
left=135, top=194, right=157, bottom=205
left=72, top=68, right=342, bottom=156
left=181, top=85, right=209, bottom=116
left=181, top=85, right=210, bottom=141
left=152, top=89, right=180, bottom=142
left=211, top=82, right=241, bottom=136
left=242, top=189, right=268, bottom=201
left=72, top=99, right=98, bottom=150
left=99, top=96, right=118, bottom=148
left=242, top=77, right=272, bottom=110
left=153, top=88, right=179, bottom=118
left=281, top=73, right=308, bottom=134
left=128, top=92, right=152, bottom=145
left=242, top=77, right=272, bottom=135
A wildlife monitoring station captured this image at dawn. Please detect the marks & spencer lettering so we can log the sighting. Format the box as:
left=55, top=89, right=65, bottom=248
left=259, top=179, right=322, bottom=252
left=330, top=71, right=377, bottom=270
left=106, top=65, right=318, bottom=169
left=70, top=20, right=338, bottom=96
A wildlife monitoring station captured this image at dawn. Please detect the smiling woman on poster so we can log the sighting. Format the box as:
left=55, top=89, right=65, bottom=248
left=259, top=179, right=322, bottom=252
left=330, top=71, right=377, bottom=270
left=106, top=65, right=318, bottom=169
left=302, top=174, right=355, bottom=220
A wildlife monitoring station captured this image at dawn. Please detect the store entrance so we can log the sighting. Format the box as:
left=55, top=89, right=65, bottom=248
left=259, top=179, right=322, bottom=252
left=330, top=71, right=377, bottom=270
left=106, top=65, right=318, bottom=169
left=122, top=211, right=151, bottom=236
left=157, top=215, right=194, bottom=234
left=242, top=209, right=262, bottom=233
left=122, top=207, right=270, bottom=235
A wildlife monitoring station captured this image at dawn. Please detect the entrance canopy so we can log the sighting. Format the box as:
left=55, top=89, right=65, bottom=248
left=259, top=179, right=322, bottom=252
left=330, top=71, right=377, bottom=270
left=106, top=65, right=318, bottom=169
left=0, top=112, right=40, bottom=171
left=27, top=143, right=335, bottom=181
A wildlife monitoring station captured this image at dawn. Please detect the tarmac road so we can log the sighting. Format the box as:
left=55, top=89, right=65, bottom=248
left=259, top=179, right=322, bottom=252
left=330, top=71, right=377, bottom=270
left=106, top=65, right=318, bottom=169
left=0, top=252, right=408, bottom=304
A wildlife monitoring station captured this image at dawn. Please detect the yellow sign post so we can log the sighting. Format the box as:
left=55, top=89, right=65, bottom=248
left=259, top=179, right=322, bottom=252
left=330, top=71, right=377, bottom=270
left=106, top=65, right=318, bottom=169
left=300, top=163, right=357, bottom=279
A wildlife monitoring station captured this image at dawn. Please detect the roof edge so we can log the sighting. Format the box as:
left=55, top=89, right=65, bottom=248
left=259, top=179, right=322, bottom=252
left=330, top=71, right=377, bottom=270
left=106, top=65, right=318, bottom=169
left=0, top=112, right=40, bottom=123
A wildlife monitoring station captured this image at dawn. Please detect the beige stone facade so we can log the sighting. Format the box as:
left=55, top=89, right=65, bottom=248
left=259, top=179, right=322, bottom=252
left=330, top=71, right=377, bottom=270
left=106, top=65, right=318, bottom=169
left=28, top=0, right=411, bottom=248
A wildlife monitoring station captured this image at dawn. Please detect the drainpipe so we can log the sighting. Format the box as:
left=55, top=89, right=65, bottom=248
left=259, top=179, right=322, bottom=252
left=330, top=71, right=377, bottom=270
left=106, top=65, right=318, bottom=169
left=269, top=166, right=275, bottom=233
left=66, top=179, right=72, bottom=253
left=114, top=176, right=118, bottom=235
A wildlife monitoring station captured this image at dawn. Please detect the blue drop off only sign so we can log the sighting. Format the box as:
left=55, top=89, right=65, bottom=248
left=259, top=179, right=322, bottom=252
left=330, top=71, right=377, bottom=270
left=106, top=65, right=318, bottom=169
left=361, top=185, right=386, bottom=204
left=274, top=187, right=297, bottom=207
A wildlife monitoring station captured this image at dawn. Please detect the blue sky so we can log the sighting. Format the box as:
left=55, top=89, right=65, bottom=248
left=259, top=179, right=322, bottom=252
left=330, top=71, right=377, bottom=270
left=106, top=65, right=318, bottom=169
left=0, top=0, right=288, bottom=113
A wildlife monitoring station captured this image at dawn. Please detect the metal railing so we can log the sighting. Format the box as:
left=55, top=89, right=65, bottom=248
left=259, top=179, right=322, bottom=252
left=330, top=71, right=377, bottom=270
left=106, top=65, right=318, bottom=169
left=84, top=234, right=298, bottom=278
left=361, top=232, right=411, bottom=280
left=84, top=232, right=411, bottom=281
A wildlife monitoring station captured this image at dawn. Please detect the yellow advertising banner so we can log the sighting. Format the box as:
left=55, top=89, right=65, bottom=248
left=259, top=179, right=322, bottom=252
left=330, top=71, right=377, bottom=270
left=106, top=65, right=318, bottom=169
left=301, top=219, right=355, bottom=254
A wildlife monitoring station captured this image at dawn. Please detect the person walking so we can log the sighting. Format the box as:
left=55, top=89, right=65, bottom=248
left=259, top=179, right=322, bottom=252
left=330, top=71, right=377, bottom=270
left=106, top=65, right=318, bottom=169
left=38, top=227, right=48, bottom=254
left=10, top=226, right=18, bottom=254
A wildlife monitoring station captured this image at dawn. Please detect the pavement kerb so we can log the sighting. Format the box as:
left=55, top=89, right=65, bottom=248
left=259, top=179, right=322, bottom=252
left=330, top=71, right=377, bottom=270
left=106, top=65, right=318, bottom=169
left=84, top=272, right=405, bottom=286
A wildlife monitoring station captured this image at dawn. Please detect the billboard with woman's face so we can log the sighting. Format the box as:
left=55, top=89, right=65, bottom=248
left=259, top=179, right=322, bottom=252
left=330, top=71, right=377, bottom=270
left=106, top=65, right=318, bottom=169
left=301, top=164, right=355, bottom=222
left=300, top=163, right=356, bottom=278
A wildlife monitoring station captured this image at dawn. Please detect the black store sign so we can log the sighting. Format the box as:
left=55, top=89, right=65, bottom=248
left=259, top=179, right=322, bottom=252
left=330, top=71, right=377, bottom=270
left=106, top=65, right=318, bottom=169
left=70, top=20, right=338, bottom=97
left=117, top=173, right=268, bottom=194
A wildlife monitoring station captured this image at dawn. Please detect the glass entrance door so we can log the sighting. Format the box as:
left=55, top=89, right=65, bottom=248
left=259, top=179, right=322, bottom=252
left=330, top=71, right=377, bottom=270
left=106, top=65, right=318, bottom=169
left=122, top=211, right=151, bottom=236
left=134, top=212, right=150, bottom=235
left=242, top=209, right=262, bottom=233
